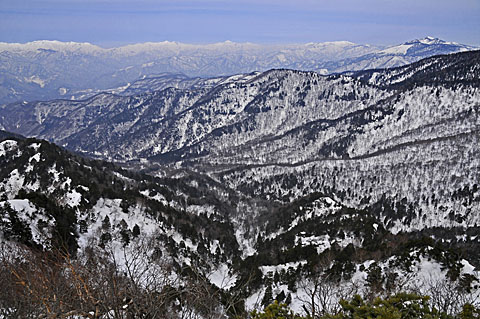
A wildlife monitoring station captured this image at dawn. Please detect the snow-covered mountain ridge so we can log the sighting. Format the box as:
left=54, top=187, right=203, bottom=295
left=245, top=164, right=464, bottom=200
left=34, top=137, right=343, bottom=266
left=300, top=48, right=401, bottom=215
left=1, top=49, right=479, bottom=238
left=0, top=37, right=476, bottom=105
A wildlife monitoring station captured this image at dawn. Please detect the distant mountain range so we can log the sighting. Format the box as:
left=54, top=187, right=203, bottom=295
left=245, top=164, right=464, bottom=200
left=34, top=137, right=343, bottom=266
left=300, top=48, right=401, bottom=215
left=0, top=37, right=476, bottom=105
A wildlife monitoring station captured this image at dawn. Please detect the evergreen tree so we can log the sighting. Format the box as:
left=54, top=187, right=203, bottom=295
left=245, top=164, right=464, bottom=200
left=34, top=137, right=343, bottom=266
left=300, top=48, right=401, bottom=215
left=132, top=224, right=140, bottom=237
left=458, top=304, right=480, bottom=319
left=102, top=216, right=111, bottom=230
left=328, top=293, right=449, bottom=319
left=251, top=301, right=305, bottom=319
left=262, top=285, right=273, bottom=308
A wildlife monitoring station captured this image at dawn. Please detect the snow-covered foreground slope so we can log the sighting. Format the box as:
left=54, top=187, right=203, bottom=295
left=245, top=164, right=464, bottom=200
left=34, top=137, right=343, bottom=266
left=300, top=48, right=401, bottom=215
left=1, top=134, right=479, bottom=316
left=0, top=135, right=242, bottom=276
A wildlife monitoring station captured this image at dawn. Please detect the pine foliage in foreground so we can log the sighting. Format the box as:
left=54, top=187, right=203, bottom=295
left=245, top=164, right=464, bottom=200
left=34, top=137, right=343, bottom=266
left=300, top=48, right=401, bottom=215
left=253, top=295, right=480, bottom=319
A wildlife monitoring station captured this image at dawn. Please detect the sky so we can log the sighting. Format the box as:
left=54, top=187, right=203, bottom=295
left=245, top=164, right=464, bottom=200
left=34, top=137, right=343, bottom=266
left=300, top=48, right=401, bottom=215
left=0, top=0, right=479, bottom=47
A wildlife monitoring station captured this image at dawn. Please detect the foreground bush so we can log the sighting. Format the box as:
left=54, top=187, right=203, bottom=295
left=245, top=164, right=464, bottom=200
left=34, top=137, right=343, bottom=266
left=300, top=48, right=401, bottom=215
left=252, top=293, right=480, bottom=319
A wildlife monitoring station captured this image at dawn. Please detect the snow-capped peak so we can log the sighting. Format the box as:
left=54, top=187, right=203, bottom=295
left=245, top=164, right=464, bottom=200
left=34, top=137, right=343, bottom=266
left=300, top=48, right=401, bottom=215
left=406, top=36, right=457, bottom=46
left=418, top=36, right=443, bottom=45
left=379, top=36, right=473, bottom=56
left=422, top=36, right=437, bottom=42
left=305, top=40, right=357, bottom=47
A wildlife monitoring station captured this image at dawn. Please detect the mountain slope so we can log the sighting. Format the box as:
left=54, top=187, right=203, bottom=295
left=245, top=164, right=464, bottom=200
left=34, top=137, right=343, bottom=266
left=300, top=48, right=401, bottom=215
left=1, top=49, right=478, bottom=248
left=0, top=133, right=248, bottom=258
left=2, top=50, right=478, bottom=164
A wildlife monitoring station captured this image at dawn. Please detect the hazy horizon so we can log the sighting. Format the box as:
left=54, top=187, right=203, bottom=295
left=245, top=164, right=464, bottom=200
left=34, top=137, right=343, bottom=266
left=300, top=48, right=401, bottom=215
left=1, top=0, right=479, bottom=47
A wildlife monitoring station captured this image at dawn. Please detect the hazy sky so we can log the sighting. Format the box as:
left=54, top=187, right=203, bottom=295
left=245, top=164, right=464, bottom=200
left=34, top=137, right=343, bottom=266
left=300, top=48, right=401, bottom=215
left=1, top=0, right=479, bottom=46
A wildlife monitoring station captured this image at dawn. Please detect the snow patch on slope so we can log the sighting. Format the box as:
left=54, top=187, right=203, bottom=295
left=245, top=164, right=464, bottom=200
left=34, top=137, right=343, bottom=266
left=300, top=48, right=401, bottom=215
left=0, top=140, right=18, bottom=157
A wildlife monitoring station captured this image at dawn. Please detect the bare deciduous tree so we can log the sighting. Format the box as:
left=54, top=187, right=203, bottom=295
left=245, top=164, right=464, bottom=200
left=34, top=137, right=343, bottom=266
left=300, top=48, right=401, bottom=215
left=417, top=274, right=480, bottom=315
left=0, top=235, right=249, bottom=319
